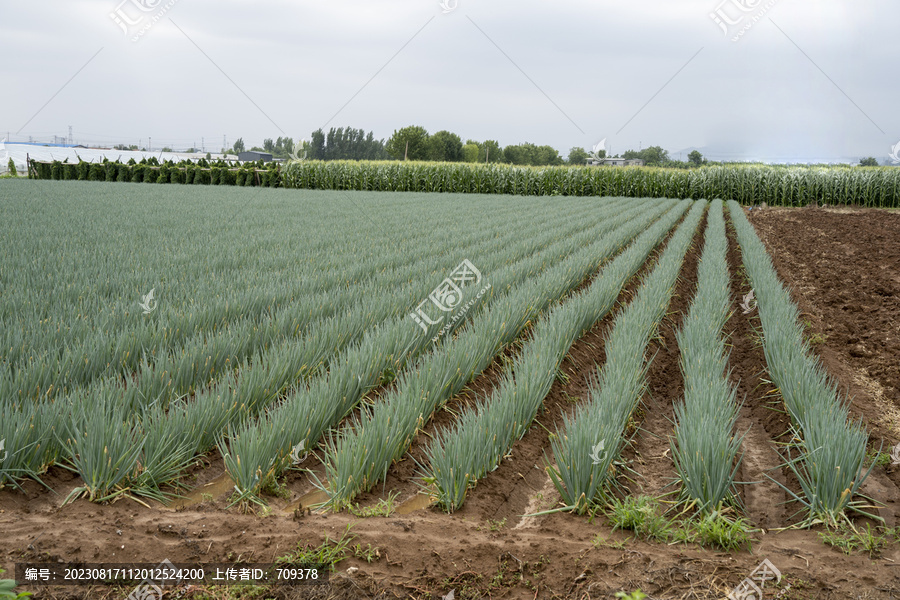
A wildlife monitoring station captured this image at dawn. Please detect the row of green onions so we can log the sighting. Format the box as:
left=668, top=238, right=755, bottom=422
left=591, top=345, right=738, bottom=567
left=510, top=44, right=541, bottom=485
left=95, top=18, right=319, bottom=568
left=726, top=200, right=873, bottom=526
left=548, top=200, right=707, bottom=513
left=317, top=200, right=681, bottom=510
left=422, top=199, right=696, bottom=511
left=670, top=200, right=744, bottom=514
left=1, top=196, right=609, bottom=497
left=219, top=197, right=650, bottom=504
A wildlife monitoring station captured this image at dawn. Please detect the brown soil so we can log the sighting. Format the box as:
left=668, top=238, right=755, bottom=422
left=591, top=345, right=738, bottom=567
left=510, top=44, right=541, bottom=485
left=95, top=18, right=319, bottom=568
left=3, top=206, right=900, bottom=600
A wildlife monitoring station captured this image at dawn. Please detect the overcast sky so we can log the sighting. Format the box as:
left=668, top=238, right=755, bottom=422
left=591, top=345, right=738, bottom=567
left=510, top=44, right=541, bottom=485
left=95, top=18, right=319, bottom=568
left=2, top=1, right=897, bottom=163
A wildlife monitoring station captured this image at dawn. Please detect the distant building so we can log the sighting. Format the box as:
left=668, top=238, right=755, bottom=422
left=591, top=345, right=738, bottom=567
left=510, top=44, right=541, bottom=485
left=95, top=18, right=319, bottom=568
left=238, top=151, right=273, bottom=162
left=586, top=157, right=645, bottom=167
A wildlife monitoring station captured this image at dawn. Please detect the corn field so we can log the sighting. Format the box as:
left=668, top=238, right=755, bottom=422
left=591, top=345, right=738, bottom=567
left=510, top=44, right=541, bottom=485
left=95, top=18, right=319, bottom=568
left=29, top=157, right=900, bottom=207
left=283, top=161, right=900, bottom=207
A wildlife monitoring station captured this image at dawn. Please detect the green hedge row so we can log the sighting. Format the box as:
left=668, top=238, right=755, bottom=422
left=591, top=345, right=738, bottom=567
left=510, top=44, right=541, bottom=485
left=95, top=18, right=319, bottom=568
left=30, top=159, right=281, bottom=188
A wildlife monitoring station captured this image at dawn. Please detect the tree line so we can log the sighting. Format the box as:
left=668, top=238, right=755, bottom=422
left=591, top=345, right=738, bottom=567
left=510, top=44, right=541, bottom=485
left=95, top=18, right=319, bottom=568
left=226, top=127, right=718, bottom=168
left=227, top=126, right=568, bottom=166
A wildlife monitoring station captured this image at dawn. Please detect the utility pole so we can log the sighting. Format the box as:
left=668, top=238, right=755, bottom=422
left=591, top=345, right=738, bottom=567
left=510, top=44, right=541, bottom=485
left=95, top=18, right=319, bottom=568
left=201, top=137, right=204, bottom=152
left=149, top=137, right=152, bottom=152
left=68, top=125, right=73, bottom=146
left=404, top=140, right=408, bottom=161
left=223, top=134, right=227, bottom=152
left=486, top=147, right=489, bottom=163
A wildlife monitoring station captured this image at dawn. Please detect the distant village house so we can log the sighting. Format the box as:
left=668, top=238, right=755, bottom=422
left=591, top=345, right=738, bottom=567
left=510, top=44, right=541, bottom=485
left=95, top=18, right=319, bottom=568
left=238, top=150, right=273, bottom=162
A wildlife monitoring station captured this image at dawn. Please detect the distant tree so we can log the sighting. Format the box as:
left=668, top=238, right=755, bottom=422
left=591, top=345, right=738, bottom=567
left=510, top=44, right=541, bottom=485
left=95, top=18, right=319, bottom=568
left=263, top=138, right=276, bottom=153
left=362, top=130, right=388, bottom=160
left=623, top=145, right=669, bottom=166
left=325, top=128, right=339, bottom=160
left=428, top=130, right=463, bottom=162
left=7, top=158, right=17, bottom=176
left=859, top=157, right=879, bottom=167
left=643, top=146, right=668, bottom=165
left=309, top=129, right=326, bottom=160
left=688, top=150, right=704, bottom=166
left=205, top=152, right=211, bottom=160
left=462, top=143, right=479, bottom=162
left=161, top=147, right=172, bottom=152
left=386, top=126, right=430, bottom=160
left=535, top=145, right=564, bottom=166
left=503, top=142, right=563, bottom=166
left=568, top=147, right=590, bottom=165
left=481, top=140, right=502, bottom=163
left=503, top=144, right=528, bottom=165
left=232, top=138, right=245, bottom=154
left=464, top=139, right=494, bottom=163
left=305, top=127, right=387, bottom=161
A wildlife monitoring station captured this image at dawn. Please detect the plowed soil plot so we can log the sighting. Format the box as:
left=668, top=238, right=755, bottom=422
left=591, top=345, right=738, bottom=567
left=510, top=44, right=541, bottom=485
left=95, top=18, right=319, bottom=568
left=3, top=203, right=900, bottom=600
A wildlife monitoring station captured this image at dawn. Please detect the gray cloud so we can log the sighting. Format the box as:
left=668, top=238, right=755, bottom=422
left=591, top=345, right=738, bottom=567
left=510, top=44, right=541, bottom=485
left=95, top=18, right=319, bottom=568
left=2, top=0, right=896, bottom=163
